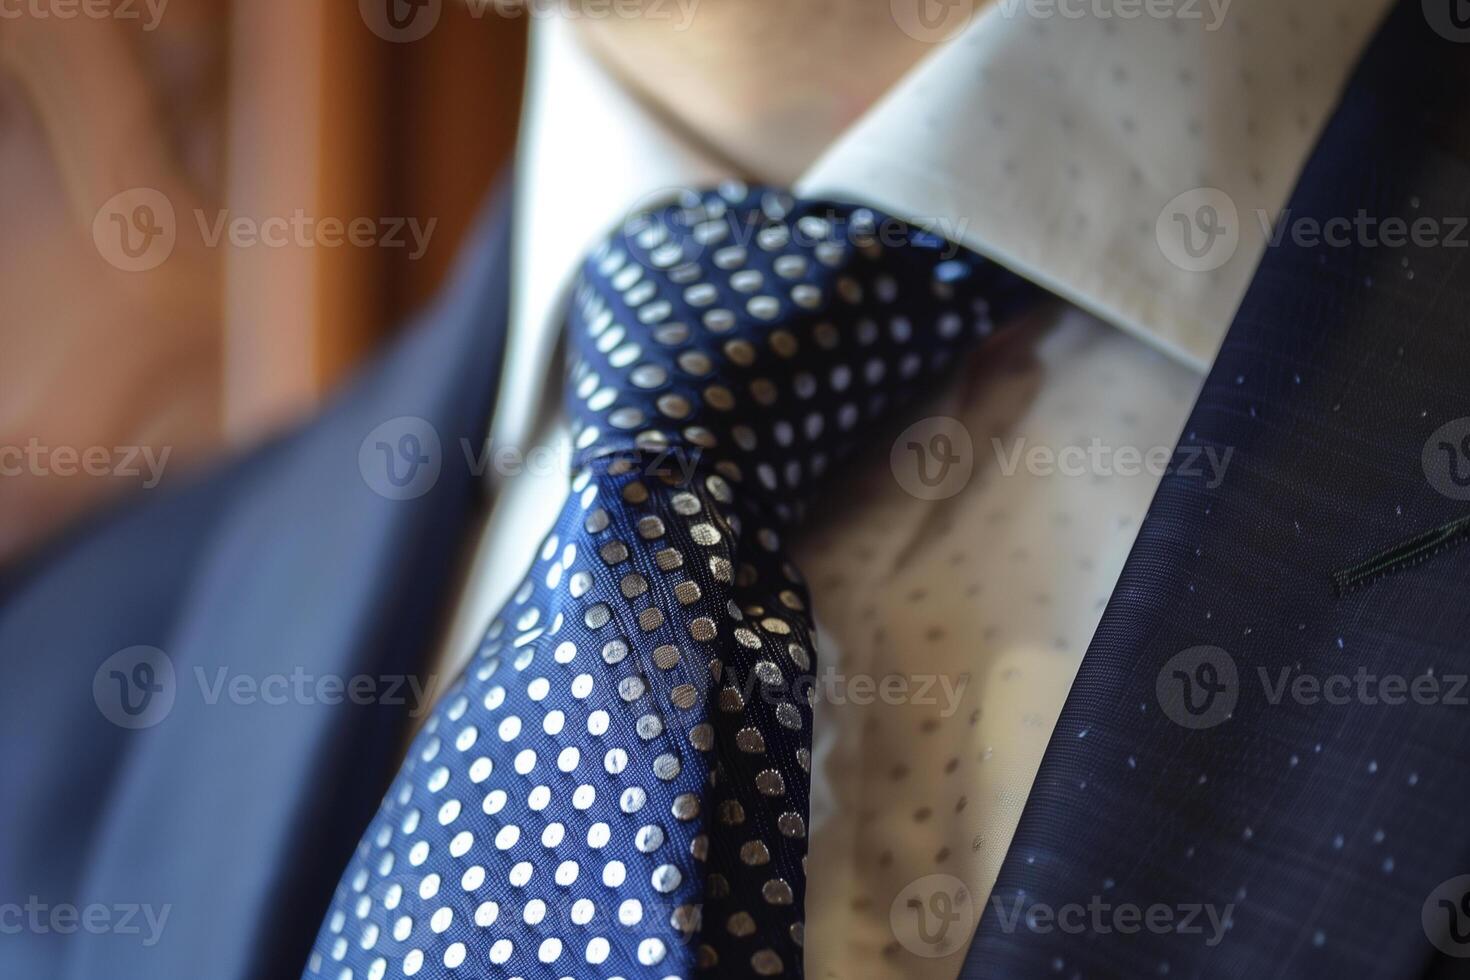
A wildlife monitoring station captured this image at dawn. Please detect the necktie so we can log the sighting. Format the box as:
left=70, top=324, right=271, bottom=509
left=305, top=184, right=1043, bottom=980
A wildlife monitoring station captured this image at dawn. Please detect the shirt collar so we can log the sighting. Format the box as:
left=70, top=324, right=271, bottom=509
left=496, top=17, right=733, bottom=451
left=498, top=0, right=1392, bottom=447
left=798, top=0, right=1393, bottom=370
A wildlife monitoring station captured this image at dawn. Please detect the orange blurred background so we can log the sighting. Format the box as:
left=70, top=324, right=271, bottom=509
left=0, top=0, right=526, bottom=560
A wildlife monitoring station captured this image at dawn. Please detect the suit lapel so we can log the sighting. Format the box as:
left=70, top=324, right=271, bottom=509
left=60, top=187, right=515, bottom=980
left=965, top=2, right=1470, bottom=976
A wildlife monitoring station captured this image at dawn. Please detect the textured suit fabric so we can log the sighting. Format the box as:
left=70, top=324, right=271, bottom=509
left=0, top=185, right=514, bottom=980
left=963, top=2, right=1470, bottom=977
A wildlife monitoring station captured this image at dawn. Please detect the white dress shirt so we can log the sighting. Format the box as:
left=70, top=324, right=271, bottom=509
left=434, top=3, right=1390, bottom=976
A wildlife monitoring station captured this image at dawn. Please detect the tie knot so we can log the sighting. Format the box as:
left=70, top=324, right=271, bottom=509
left=566, top=184, right=1039, bottom=521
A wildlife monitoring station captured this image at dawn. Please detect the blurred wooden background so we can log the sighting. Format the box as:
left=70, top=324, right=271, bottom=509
left=230, top=0, right=527, bottom=435
left=0, top=0, right=526, bottom=559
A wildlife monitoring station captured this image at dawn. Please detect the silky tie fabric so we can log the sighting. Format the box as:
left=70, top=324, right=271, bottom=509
left=305, top=185, right=1042, bottom=980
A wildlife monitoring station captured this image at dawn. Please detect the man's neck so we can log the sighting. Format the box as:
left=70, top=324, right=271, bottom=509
left=572, top=2, right=936, bottom=183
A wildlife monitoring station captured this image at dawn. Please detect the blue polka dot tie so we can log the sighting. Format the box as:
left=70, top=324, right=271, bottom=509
left=304, top=185, right=1044, bottom=980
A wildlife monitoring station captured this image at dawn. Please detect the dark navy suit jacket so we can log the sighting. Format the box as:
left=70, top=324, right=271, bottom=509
left=0, top=185, right=515, bottom=979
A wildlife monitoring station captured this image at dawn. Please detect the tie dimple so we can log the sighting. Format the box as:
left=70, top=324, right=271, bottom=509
left=567, top=185, right=1042, bottom=524
left=305, top=185, right=1042, bottom=980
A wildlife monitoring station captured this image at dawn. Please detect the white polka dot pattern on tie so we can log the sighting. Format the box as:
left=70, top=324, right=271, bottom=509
left=307, top=453, right=814, bottom=979
left=304, top=185, right=1045, bottom=980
